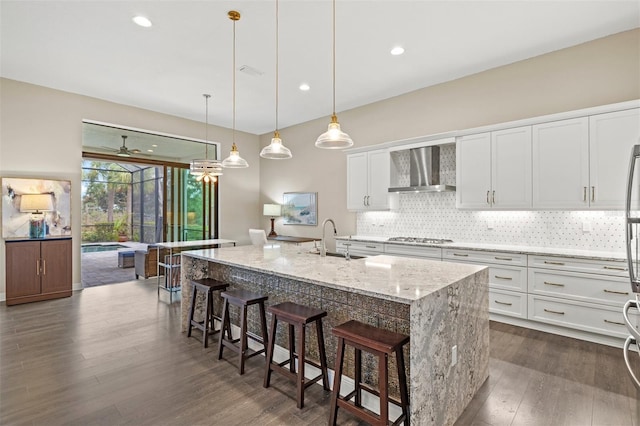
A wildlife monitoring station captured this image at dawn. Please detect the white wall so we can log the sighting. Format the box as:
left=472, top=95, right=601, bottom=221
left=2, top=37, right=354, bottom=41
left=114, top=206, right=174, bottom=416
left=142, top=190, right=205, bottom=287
left=0, top=78, right=261, bottom=297
left=258, top=29, right=640, bottom=251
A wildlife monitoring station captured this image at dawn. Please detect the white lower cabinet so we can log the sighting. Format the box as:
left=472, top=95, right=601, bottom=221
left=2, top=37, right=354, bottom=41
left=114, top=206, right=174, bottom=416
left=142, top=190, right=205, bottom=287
left=443, top=249, right=528, bottom=319
left=335, top=240, right=384, bottom=257
left=384, top=244, right=441, bottom=260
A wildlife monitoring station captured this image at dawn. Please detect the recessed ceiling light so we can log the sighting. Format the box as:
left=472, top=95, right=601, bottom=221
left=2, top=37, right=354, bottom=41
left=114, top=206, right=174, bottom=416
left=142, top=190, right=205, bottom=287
left=147, top=149, right=154, bottom=153
left=390, top=46, right=405, bottom=56
left=151, top=144, right=158, bottom=147
left=132, top=16, right=152, bottom=28
left=299, top=83, right=310, bottom=91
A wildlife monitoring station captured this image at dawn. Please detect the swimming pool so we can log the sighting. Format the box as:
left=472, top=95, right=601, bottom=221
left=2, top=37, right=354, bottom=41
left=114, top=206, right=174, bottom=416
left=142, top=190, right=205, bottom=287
left=81, top=244, right=129, bottom=253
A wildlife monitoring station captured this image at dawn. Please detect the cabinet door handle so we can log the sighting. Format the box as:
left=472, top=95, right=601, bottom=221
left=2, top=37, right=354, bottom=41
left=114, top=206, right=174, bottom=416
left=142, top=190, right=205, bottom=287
left=604, top=319, right=625, bottom=326
left=544, top=260, right=565, bottom=266
left=36, top=259, right=40, bottom=276
left=365, top=245, right=377, bottom=249
left=544, top=308, right=565, bottom=315
left=453, top=253, right=468, bottom=257
left=583, top=186, right=587, bottom=202
left=604, top=289, right=629, bottom=295
left=492, top=190, right=496, bottom=205
left=494, top=275, right=513, bottom=280
left=494, top=256, right=512, bottom=261
left=603, top=266, right=627, bottom=271
left=591, top=186, right=595, bottom=202
left=494, top=300, right=513, bottom=306
left=544, top=281, right=565, bottom=287
left=486, top=190, right=490, bottom=205
left=366, top=195, right=370, bottom=206
left=363, top=195, right=367, bottom=206
left=42, top=259, right=46, bottom=275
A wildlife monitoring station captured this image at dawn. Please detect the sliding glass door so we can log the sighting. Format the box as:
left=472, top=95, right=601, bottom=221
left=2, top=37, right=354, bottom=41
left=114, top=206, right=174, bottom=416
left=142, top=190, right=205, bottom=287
left=165, top=166, right=217, bottom=242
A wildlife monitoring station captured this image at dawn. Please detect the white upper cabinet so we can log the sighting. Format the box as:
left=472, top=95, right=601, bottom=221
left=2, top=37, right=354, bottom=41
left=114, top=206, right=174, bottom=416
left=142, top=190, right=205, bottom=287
left=456, top=133, right=491, bottom=209
left=532, top=117, right=590, bottom=209
left=589, top=108, right=640, bottom=209
left=347, top=149, right=396, bottom=211
left=457, top=126, right=531, bottom=209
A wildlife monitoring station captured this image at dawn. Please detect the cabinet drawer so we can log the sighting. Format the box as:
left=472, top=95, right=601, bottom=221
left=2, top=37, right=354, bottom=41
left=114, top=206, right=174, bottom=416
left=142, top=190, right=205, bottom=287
left=528, top=269, right=631, bottom=307
left=489, top=289, right=527, bottom=319
left=443, top=248, right=526, bottom=266
left=336, top=240, right=384, bottom=255
left=489, top=266, right=527, bottom=292
left=528, top=295, right=638, bottom=339
left=528, top=255, right=628, bottom=277
left=384, top=244, right=441, bottom=260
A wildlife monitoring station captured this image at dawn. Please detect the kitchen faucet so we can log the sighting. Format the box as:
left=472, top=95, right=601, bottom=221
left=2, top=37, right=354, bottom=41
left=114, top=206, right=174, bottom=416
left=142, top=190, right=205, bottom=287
left=320, top=218, right=337, bottom=257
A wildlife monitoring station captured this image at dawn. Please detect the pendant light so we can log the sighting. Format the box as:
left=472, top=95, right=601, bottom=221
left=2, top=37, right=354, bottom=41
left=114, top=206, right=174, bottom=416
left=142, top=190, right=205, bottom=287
left=260, top=0, right=292, bottom=160
left=315, top=0, right=353, bottom=149
left=190, top=94, right=223, bottom=183
left=222, top=10, right=249, bottom=169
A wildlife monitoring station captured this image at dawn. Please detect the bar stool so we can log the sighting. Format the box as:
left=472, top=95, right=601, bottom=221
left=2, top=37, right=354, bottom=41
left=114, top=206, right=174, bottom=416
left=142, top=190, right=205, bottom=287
left=263, top=302, right=330, bottom=409
left=186, top=278, right=229, bottom=348
left=217, top=289, right=269, bottom=375
left=329, top=320, right=410, bottom=426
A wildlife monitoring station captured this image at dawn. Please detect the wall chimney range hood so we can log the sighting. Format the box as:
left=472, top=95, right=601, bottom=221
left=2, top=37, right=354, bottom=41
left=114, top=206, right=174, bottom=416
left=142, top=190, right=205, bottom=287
left=388, top=146, right=455, bottom=193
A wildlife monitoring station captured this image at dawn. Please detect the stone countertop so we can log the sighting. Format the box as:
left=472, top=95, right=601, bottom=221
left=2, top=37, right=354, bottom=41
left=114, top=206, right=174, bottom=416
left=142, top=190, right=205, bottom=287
left=182, top=244, right=486, bottom=304
left=335, top=236, right=628, bottom=262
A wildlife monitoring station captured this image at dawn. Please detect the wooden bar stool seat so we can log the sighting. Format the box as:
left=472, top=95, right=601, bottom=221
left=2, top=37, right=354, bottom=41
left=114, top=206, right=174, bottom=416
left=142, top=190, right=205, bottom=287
left=263, top=302, right=330, bottom=409
left=329, top=320, right=410, bottom=426
left=217, top=289, right=269, bottom=375
left=186, top=278, right=229, bottom=348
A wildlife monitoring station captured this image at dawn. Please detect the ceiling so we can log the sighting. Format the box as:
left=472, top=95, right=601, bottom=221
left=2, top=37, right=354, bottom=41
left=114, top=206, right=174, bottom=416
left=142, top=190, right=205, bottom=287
left=2, top=1, right=639, bottom=138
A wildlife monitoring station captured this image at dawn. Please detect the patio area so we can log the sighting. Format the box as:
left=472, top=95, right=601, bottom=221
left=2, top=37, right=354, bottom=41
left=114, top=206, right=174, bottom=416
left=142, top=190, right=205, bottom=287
left=81, top=242, right=150, bottom=287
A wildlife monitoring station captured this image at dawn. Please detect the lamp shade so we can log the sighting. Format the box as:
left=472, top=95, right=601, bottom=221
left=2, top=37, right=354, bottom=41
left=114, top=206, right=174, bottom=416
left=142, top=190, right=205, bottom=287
left=20, top=194, right=54, bottom=213
left=263, top=204, right=282, bottom=217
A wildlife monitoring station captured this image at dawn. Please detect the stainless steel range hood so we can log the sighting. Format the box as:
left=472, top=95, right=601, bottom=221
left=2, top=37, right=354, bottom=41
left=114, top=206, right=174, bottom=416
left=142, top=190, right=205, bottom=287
left=388, top=146, right=455, bottom=193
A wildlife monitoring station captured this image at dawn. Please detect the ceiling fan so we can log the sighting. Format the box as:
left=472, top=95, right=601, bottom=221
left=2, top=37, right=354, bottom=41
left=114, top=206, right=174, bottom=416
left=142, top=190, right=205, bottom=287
left=103, top=135, right=142, bottom=157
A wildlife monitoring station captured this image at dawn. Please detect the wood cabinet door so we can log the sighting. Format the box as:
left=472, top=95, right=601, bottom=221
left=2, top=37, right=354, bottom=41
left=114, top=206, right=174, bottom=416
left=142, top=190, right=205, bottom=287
left=456, top=132, right=491, bottom=209
left=40, top=239, right=72, bottom=295
left=532, top=117, right=589, bottom=209
left=589, top=108, right=640, bottom=209
left=492, top=126, right=532, bottom=209
left=6, top=241, right=41, bottom=299
left=346, top=152, right=368, bottom=210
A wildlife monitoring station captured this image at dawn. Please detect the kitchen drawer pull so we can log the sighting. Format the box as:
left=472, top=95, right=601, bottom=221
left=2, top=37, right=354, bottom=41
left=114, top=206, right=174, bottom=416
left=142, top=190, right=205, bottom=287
left=494, top=275, right=513, bottom=280
left=603, top=266, right=628, bottom=271
left=365, top=245, right=377, bottom=249
left=486, top=191, right=490, bottom=205
left=604, top=319, right=625, bottom=326
left=494, top=256, right=513, bottom=261
left=494, top=300, right=513, bottom=306
left=544, top=260, right=565, bottom=266
left=544, top=308, right=565, bottom=315
left=453, top=253, right=468, bottom=257
left=544, top=281, right=565, bottom=287
left=604, top=289, right=629, bottom=295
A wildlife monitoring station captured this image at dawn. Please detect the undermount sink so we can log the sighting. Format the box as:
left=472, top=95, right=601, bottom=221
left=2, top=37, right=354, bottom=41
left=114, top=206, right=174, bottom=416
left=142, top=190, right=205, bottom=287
left=310, top=251, right=365, bottom=260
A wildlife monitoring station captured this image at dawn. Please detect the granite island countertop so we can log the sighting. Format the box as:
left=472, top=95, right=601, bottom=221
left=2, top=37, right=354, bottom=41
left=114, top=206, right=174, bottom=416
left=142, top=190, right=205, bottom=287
left=183, top=243, right=486, bottom=304
left=336, top=235, right=628, bottom=262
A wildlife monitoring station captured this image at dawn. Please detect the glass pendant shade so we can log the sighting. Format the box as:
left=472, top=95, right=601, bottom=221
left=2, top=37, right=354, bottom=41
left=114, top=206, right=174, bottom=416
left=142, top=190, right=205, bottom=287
left=315, top=114, right=353, bottom=149
left=260, top=131, right=292, bottom=159
left=221, top=143, right=249, bottom=168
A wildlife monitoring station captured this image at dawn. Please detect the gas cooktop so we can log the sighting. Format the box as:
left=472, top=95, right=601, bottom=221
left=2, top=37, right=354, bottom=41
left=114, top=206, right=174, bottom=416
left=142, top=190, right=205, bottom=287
left=387, top=237, right=454, bottom=244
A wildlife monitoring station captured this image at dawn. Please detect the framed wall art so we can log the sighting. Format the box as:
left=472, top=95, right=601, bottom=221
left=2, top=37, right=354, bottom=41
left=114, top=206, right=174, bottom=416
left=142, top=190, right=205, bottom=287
left=1, top=177, right=72, bottom=239
left=282, top=192, right=317, bottom=226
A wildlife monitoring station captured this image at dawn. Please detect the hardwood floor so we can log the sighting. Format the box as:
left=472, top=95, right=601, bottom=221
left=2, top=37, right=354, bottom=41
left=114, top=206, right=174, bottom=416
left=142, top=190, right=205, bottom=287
left=1, top=280, right=638, bottom=425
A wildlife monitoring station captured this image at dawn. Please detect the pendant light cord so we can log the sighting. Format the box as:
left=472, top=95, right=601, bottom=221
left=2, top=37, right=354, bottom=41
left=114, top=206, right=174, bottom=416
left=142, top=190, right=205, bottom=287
left=332, top=0, right=336, bottom=116
left=275, top=0, right=279, bottom=132
left=232, top=15, right=237, bottom=145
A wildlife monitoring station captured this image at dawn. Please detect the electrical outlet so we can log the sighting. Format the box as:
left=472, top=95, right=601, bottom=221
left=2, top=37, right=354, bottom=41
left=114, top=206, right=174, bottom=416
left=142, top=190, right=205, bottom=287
left=487, top=220, right=494, bottom=230
left=451, top=345, right=457, bottom=366
left=582, top=221, right=592, bottom=233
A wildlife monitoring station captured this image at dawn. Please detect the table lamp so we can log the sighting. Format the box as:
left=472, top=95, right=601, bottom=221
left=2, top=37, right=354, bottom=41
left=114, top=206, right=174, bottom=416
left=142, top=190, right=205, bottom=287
left=263, top=204, right=282, bottom=238
left=20, top=193, right=54, bottom=238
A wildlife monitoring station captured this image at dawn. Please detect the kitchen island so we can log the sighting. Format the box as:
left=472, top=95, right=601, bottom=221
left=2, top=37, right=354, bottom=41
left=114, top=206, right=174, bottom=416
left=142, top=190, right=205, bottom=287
left=180, top=244, right=489, bottom=426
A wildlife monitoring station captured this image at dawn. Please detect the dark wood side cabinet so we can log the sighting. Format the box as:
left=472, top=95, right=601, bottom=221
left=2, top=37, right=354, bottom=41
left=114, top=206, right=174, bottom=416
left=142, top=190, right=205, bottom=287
left=5, top=238, right=72, bottom=306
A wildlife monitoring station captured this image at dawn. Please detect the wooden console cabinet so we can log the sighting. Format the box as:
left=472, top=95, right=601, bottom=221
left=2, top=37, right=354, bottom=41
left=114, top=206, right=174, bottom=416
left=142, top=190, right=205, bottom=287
left=5, top=238, right=72, bottom=305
